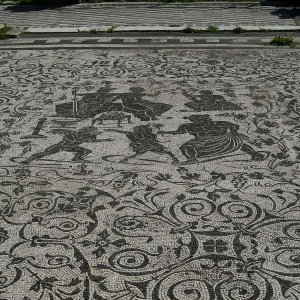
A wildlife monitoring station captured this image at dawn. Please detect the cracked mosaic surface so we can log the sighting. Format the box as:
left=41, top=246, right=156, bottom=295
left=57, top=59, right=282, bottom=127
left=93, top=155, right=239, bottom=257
left=0, top=48, right=300, bottom=299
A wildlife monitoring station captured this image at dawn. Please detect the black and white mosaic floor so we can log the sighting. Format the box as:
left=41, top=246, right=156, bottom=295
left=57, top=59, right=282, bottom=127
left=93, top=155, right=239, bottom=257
left=0, top=48, right=300, bottom=299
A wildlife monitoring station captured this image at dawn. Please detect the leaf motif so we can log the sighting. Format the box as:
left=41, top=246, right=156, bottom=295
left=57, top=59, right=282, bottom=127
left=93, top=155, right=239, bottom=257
left=146, top=236, right=153, bottom=243
left=112, top=239, right=127, bottom=247
left=69, top=278, right=82, bottom=286
left=81, top=240, right=93, bottom=247
left=21, top=141, right=32, bottom=155
left=11, top=257, right=25, bottom=264
left=93, top=292, right=106, bottom=300
left=207, top=192, right=220, bottom=201
left=57, top=287, right=81, bottom=296
left=92, top=247, right=106, bottom=258
left=230, top=194, right=241, bottom=200
left=285, top=201, right=297, bottom=209
left=133, top=198, right=145, bottom=205
left=29, top=181, right=50, bottom=186
left=174, top=246, right=182, bottom=258
left=217, top=189, right=231, bottom=192
left=273, top=189, right=284, bottom=194
left=97, top=229, right=110, bottom=239
left=145, top=186, right=156, bottom=191
left=96, top=205, right=107, bottom=210
left=96, top=264, right=110, bottom=270
left=188, top=189, right=203, bottom=194
left=119, top=190, right=139, bottom=198
left=107, top=201, right=119, bottom=208
left=154, top=173, right=172, bottom=181
left=0, top=181, right=16, bottom=186
left=13, top=185, right=24, bottom=195
left=79, top=187, right=91, bottom=191
left=157, top=246, right=163, bottom=254
left=29, top=281, right=41, bottom=292
left=176, top=194, right=186, bottom=201
left=116, top=206, right=127, bottom=211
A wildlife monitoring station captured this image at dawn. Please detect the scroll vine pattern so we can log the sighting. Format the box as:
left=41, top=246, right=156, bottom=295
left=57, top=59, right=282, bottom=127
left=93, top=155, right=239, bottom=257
left=0, top=49, right=300, bottom=299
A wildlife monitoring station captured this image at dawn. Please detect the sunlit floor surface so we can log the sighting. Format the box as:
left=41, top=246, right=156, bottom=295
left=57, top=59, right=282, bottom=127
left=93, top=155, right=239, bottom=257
left=0, top=48, right=300, bottom=299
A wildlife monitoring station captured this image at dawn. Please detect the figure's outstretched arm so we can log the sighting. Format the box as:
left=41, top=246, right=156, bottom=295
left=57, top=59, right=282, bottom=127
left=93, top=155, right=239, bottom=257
left=96, top=138, right=114, bottom=142
left=146, top=91, right=160, bottom=97
left=159, top=130, right=180, bottom=135
left=159, top=125, right=187, bottom=135
left=104, top=129, right=131, bottom=134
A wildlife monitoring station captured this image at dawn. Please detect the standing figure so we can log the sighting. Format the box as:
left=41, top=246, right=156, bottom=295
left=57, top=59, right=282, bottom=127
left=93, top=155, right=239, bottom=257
left=160, top=115, right=267, bottom=164
left=55, top=84, right=118, bottom=118
left=107, top=125, right=179, bottom=164
left=22, top=126, right=113, bottom=164
left=183, top=90, right=242, bottom=111
left=112, top=87, right=172, bottom=121
left=55, top=85, right=170, bottom=123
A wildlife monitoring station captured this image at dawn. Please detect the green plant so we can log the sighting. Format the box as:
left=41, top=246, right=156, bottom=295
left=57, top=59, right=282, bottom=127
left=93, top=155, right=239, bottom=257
left=106, top=25, right=116, bottom=33
left=183, top=26, right=193, bottom=33
left=0, top=24, right=13, bottom=40
left=233, top=26, right=245, bottom=34
left=207, top=25, right=219, bottom=33
left=20, top=28, right=28, bottom=36
left=90, top=28, right=102, bottom=34
left=270, top=36, right=294, bottom=46
left=182, top=26, right=202, bottom=33
left=20, top=28, right=27, bottom=35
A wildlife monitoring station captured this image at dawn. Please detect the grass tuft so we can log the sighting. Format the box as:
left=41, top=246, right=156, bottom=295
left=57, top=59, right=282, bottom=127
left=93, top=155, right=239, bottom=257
left=0, top=24, right=13, bottom=40
left=206, top=25, right=219, bottom=33
left=233, top=26, right=245, bottom=34
left=182, top=26, right=202, bottom=33
left=106, top=25, right=116, bottom=33
left=90, top=28, right=103, bottom=34
left=270, top=36, right=294, bottom=46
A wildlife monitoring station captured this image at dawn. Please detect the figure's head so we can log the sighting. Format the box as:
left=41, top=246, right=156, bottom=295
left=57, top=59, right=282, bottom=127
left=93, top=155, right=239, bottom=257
left=129, top=87, right=145, bottom=94
left=185, top=114, right=212, bottom=124
left=133, top=125, right=152, bottom=134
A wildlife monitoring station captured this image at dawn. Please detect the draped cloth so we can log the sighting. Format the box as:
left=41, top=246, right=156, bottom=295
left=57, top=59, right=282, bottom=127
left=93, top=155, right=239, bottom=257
left=180, top=133, right=243, bottom=160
